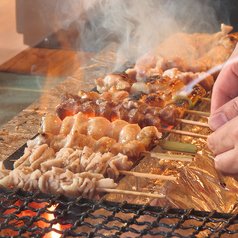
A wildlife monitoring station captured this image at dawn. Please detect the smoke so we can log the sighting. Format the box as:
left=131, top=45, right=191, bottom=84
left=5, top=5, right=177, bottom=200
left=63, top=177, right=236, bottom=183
left=40, top=0, right=230, bottom=62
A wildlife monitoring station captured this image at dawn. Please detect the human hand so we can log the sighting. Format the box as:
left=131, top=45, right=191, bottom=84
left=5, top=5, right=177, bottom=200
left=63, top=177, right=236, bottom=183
left=208, top=96, right=238, bottom=131
left=208, top=43, right=238, bottom=178
left=208, top=94, right=238, bottom=179
left=209, top=43, right=238, bottom=131
left=207, top=116, right=238, bottom=180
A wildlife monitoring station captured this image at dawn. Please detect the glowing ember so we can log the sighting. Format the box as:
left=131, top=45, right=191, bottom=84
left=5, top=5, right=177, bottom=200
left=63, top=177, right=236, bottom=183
left=45, top=205, right=61, bottom=238
left=0, top=199, right=67, bottom=237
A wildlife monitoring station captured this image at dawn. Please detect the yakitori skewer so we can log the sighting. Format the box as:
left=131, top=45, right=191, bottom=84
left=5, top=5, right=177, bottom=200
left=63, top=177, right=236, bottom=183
left=119, top=170, right=176, bottom=181
left=158, top=127, right=208, bottom=139
left=142, top=152, right=193, bottom=162
left=176, top=118, right=210, bottom=127
left=96, top=188, right=166, bottom=198
left=185, top=109, right=210, bottom=117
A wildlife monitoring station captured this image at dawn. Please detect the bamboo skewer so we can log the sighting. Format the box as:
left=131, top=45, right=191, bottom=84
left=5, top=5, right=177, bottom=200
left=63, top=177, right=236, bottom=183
left=185, top=110, right=210, bottom=117
left=176, top=118, right=210, bottom=127
left=119, top=170, right=177, bottom=181
left=158, top=127, right=208, bottom=139
left=96, top=188, right=165, bottom=198
left=142, top=152, right=193, bottom=162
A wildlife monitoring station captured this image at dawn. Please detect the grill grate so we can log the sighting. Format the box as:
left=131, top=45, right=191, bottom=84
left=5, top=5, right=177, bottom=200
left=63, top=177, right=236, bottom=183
left=0, top=187, right=238, bottom=237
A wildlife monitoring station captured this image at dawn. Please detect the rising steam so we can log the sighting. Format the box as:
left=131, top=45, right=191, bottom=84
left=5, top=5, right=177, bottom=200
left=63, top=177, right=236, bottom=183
left=40, top=0, right=230, bottom=62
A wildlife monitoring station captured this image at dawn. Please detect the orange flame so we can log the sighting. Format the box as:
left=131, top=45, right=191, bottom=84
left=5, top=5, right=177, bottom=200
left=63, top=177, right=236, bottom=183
left=3, top=200, right=64, bottom=238
left=45, top=204, right=61, bottom=238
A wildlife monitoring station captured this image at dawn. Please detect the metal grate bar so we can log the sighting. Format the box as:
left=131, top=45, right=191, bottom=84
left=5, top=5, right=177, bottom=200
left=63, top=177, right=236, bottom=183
left=1, top=187, right=238, bottom=237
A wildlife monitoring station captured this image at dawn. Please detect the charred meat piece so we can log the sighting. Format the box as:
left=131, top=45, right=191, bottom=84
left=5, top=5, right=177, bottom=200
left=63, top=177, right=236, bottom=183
left=56, top=79, right=206, bottom=127
left=56, top=95, right=114, bottom=120
left=158, top=100, right=190, bottom=125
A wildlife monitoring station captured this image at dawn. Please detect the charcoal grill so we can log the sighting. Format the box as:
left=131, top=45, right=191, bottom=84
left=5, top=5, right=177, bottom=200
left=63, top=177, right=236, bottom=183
left=1, top=186, right=238, bottom=238
left=1, top=30, right=238, bottom=237
left=0, top=76, right=236, bottom=237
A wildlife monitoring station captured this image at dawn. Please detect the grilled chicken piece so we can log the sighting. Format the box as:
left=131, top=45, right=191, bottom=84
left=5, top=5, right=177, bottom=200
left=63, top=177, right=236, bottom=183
left=158, top=84, right=206, bottom=125
left=107, top=119, right=129, bottom=141
left=163, top=68, right=214, bottom=92
left=100, top=86, right=130, bottom=102
left=110, top=140, right=146, bottom=162
left=95, top=73, right=136, bottom=93
left=158, top=100, right=189, bottom=125
left=125, top=53, right=163, bottom=81
left=189, top=33, right=238, bottom=74
left=87, top=117, right=111, bottom=140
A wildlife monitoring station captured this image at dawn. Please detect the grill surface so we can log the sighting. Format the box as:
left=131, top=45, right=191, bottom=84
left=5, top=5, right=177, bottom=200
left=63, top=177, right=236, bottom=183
left=0, top=187, right=238, bottom=238
left=1, top=43, right=238, bottom=237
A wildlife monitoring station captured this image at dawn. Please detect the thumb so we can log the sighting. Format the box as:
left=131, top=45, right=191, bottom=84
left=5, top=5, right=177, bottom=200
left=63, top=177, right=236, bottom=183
left=208, top=97, right=238, bottom=131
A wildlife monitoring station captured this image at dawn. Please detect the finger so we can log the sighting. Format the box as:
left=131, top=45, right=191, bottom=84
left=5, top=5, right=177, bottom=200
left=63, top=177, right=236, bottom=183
left=215, top=146, right=238, bottom=175
left=207, top=116, right=238, bottom=155
left=208, top=131, right=233, bottom=156
left=211, top=43, right=238, bottom=114
left=208, top=97, right=238, bottom=131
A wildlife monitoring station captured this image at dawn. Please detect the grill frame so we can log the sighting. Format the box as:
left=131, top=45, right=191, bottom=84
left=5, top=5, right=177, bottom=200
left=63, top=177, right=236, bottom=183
left=1, top=187, right=238, bottom=237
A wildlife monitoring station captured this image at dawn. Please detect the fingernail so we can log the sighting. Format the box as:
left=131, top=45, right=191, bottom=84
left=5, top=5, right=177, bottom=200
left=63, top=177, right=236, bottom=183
left=208, top=112, right=228, bottom=131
